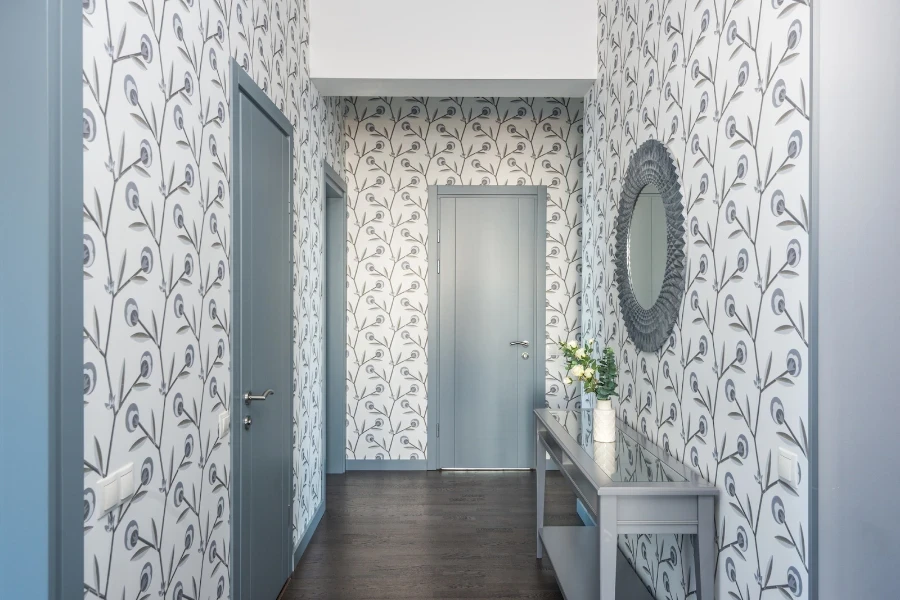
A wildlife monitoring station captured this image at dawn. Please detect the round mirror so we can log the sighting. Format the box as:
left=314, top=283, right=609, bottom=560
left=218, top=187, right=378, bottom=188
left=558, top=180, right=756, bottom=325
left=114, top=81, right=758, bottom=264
left=613, top=139, right=685, bottom=352
left=627, top=183, right=667, bottom=309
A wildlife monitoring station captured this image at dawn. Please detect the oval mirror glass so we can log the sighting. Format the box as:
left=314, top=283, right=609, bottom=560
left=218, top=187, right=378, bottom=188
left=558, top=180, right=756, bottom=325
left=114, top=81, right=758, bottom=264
left=627, top=183, right=667, bottom=309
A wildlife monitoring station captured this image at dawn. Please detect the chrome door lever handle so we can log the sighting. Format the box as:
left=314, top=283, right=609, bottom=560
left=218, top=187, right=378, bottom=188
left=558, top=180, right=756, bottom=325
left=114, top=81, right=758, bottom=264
left=244, top=389, right=274, bottom=405
left=509, top=341, right=530, bottom=347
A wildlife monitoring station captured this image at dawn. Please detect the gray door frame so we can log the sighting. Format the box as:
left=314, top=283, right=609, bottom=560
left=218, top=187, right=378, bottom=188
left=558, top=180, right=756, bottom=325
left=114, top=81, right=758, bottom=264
left=0, top=1, right=82, bottom=598
left=323, top=162, right=348, bottom=475
left=230, top=59, right=294, bottom=600
left=808, top=3, right=818, bottom=595
left=426, top=186, right=547, bottom=471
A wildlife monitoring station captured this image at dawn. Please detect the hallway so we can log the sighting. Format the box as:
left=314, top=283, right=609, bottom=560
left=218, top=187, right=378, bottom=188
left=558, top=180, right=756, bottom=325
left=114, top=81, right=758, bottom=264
left=283, top=471, right=581, bottom=599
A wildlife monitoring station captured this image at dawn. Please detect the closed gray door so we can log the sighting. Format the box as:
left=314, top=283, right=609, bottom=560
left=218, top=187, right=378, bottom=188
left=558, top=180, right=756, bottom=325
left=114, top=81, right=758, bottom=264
left=438, top=194, right=538, bottom=468
left=233, top=75, right=292, bottom=599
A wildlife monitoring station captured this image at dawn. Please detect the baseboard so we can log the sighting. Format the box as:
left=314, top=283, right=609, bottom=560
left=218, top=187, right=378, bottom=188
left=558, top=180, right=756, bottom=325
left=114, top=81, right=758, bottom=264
left=576, top=498, right=596, bottom=526
left=293, top=500, right=325, bottom=567
left=345, top=459, right=427, bottom=471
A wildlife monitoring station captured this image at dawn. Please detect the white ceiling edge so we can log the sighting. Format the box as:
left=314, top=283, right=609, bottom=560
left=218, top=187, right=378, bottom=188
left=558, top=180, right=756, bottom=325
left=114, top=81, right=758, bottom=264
left=312, top=78, right=595, bottom=98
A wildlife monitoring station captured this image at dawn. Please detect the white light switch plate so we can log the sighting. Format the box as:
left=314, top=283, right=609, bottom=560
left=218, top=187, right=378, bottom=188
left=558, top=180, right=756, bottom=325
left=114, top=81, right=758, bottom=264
left=219, top=411, right=230, bottom=438
left=117, top=463, right=134, bottom=501
left=97, top=474, right=119, bottom=513
left=778, top=447, right=798, bottom=485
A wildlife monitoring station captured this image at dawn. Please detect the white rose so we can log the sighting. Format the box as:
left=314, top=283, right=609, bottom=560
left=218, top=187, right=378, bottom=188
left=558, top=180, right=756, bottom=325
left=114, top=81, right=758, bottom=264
left=564, top=377, right=573, bottom=385
left=583, top=368, right=594, bottom=380
left=568, top=340, right=578, bottom=349
left=575, top=348, right=586, bottom=359
left=587, top=338, right=595, bottom=345
left=571, top=365, right=584, bottom=378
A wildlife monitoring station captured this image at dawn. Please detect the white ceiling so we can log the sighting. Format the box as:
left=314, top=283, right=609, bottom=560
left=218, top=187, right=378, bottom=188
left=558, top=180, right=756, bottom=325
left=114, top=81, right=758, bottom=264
left=310, top=0, right=596, bottom=97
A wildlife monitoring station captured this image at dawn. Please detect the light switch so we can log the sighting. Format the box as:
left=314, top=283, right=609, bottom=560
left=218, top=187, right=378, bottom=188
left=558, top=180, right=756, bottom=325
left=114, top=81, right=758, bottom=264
left=777, top=447, right=798, bottom=485
left=117, top=463, right=134, bottom=501
left=219, top=410, right=231, bottom=438
left=98, top=474, right=119, bottom=513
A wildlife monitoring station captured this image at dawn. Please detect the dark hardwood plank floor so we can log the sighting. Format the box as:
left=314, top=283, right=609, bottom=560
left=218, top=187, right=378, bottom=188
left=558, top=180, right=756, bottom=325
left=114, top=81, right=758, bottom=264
left=282, top=471, right=582, bottom=600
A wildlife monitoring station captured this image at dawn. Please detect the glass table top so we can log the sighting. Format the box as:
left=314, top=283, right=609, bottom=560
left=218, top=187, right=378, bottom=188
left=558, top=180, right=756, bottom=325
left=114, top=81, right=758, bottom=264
left=547, top=409, right=686, bottom=483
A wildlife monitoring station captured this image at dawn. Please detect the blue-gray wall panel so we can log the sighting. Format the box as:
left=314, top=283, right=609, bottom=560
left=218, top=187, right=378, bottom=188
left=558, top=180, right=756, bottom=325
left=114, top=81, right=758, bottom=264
left=816, top=1, right=900, bottom=597
left=0, top=2, right=82, bottom=598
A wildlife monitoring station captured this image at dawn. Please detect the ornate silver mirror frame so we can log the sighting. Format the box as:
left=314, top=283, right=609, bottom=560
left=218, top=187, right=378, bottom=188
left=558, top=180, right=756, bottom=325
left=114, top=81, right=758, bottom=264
left=614, top=139, right=686, bottom=352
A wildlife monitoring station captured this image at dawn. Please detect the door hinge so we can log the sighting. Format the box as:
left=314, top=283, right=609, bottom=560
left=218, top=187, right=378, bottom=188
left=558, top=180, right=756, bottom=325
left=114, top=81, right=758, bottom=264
left=437, top=260, right=440, bottom=274
left=436, top=423, right=440, bottom=438
left=437, top=229, right=440, bottom=243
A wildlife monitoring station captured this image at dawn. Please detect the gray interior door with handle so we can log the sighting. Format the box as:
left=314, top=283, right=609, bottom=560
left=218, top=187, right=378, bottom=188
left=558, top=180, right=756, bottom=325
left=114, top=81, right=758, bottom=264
left=437, top=191, right=541, bottom=468
left=231, top=63, right=293, bottom=600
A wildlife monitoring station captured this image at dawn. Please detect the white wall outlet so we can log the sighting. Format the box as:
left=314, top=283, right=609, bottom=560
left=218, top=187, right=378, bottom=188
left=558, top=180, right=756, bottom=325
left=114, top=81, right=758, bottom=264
left=97, top=474, right=120, bottom=513
left=778, top=447, right=798, bottom=485
left=117, top=463, right=134, bottom=501
left=218, top=410, right=231, bottom=438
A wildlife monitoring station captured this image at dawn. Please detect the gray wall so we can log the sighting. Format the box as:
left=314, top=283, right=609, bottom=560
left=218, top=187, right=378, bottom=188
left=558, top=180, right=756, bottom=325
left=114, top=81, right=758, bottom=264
left=816, top=1, right=900, bottom=597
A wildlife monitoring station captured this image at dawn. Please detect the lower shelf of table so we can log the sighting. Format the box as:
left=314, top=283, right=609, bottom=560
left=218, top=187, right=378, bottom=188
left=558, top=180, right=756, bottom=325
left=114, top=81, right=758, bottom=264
left=539, top=526, right=654, bottom=600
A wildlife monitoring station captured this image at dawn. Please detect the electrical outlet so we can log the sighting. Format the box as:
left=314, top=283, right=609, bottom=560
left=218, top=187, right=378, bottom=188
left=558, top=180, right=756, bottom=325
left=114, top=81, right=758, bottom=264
left=219, top=410, right=231, bottom=438
left=778, top=447, right=798, bottom=485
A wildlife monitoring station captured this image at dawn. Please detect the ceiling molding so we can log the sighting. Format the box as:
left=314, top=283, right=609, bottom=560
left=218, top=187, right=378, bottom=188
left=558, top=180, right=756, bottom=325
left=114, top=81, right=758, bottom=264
left=312, top=78, right=595, bottom=98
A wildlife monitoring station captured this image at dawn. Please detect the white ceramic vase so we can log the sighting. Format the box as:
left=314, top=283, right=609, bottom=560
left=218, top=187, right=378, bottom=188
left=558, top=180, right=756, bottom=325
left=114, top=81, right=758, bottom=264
left=592, top=399, right=616, bottom=443
left=592, top=440, right=616, bottom=475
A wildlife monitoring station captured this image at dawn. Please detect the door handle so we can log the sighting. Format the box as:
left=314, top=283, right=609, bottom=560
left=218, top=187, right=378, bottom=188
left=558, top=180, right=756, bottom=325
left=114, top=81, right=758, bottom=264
left=244, top=389, right=274, bottom=405
left=510, top=341, right=530, bottom=347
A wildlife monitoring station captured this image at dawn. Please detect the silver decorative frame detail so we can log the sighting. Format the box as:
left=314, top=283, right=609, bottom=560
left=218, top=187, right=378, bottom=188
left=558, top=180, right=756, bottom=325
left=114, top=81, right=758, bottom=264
left=613, top=140, right=686, bottom=352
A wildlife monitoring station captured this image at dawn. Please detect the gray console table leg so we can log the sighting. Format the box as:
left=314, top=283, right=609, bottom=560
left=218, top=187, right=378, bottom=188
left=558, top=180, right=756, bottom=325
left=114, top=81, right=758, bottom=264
left=694, top=496, right=715, bottom=600
left=536, top=430, right=545, bottom=558
left=598, top=495, right=617, bottom=599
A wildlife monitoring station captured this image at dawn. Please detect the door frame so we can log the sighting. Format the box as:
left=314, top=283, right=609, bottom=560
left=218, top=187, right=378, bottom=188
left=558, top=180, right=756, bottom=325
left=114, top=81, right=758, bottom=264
left=323, top=161, right=348, bottom=475
left=229, top=60, right=294, bottom=600
left=0, top=1, right=82, bottom=597
left=426, top=186, right=547, bottom=471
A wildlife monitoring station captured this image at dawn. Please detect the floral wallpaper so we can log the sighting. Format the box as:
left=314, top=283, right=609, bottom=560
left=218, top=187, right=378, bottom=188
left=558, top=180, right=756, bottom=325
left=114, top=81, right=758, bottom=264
left=82, top=0, right=341, bottom=597
left=342, top=97, right=584, bottom=460
left=582, top=0, right=810, bottom=598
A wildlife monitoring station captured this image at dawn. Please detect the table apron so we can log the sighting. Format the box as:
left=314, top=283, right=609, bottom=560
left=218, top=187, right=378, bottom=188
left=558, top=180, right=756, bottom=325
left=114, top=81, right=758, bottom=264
left=616, top=494, right=698, bottom=526
left=617, top=522, right=699, bottom=535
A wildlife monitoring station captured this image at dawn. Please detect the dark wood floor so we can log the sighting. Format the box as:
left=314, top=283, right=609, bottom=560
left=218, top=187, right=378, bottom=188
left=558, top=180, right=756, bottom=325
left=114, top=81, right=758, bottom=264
left=283, top=471, right=582, bottom=599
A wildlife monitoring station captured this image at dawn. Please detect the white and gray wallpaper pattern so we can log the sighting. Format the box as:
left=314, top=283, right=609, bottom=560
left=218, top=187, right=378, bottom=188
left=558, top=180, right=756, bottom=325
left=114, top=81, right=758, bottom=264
left=342, top=97, right=584, bottom=459
left=81, top=0, right=809, bottom=594
left=82, top=0, right=342, bottom=597
left=582, top=0, right=809, bottom=598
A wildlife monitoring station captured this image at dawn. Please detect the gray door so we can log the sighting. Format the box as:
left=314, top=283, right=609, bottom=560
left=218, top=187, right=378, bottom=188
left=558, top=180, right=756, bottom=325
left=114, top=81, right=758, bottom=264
left=232, top=65, right=292, bottom=600
left=438, top=193, right=540, bottom=468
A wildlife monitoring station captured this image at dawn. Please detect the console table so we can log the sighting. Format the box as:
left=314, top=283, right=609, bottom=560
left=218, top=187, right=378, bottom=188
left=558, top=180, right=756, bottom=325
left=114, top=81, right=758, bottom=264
left=535, top=408, right=718, bottom=600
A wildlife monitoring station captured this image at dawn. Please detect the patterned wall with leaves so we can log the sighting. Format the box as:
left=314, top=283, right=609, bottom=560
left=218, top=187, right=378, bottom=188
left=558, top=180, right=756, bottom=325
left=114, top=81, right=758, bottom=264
left=342, top=97, right=583, bottom=459
left=582, top=0, right=809, bottom=598
left=82, top=0, right=342, bottom=597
